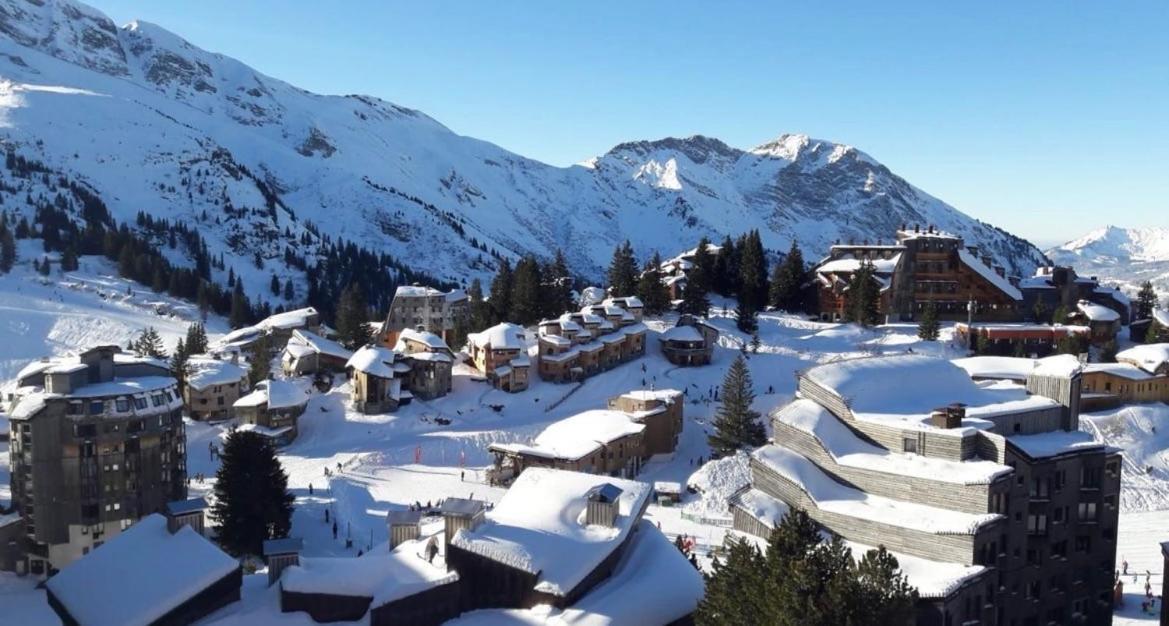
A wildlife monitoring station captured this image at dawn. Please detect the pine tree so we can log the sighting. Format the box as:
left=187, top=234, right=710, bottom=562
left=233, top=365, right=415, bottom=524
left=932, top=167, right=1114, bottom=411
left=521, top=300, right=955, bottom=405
left=769, top=241, right=805, bottom=312
left=606, top=240, right=638, bottom=297
left=850, top=546, right=918, bottom=626
left=468, top=278, right=493, bottom=332
left=211, top=430, right=294, bottom=557
left=750, top=332, right=761, bottom=354
left=133, top=327, right=167, bottom=359
left=1136, top=281, right=1158, bottom=321
left=735, top=299, right=758, bottom=333
left=844, top=261, right=881, bottom=327
left=637, top=253, right=671, bottom=315
left=270, top=273, right=280, bottom=296
left=0, top=226, right=15, bottom=273
left=917, top=302, right=940, bottom=340
left=247, top=334, right=272, bottom=386
left=170, top=338, right=190, bottom=387
left=488, top=258, right=513, bottom=324
left=543, top=249, right=574, bottom=317
left=283, top=278, right=295, bottom=302
left=185, top=321, right=209, bottom=355
left=738, top=230, right=768, bottom=310
left=509, top=255, right=542, bottom=325
left=60, top=247, right=78, bottom=272
left=335, top=283, right=373, bottom=349
left=1052, top=304, right=1070, bottom=325
left=708, top=355, right=766, bottom=456
left=1147, top=320, right=1165, bottom=344
left=690, top=237, right=715, bottom=293
left=678, top=272, right=711, bottom=318
left=1031, top=298, right=1049, bottom=324
left=229, top=284, right=250, bottom=329
left=694, top=537, right=768, bottom=626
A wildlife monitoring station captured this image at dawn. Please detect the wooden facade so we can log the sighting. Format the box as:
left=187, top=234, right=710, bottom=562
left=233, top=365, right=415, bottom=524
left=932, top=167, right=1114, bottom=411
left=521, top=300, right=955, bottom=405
left=659, top=315, right=718, bottom=366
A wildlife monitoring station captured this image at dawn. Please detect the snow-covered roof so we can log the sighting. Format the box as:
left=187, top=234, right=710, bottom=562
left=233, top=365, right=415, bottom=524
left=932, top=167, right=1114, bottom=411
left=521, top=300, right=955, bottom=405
left=468, top=323, right=526, bottom=350
left=233, top=379, right=306, bottom=410
left=604, top=295, right=643, bottom=309
left=844, top=540, right=986, bottom=600
left=660, top=325, right=704, bottom=342
left=774, top=399, right=1012, bottom=485
left=1076, top=300, right=1120, bottom=323
left=753, top=445, right=1003, bottom=534
left=492, top=410, right=645, bottom=461
left=957, top=249, right=1022, bottom=300
left=395, top=328, right=450, bottom=352
left=952, top=354, right=1082, bottom=381
left=1154, top=309, right=1169, bottom=327
left=804, top=355, right=1059, bottom=433
left=346, top=346, right=401, bottom=379
left=618, top=389, right=683, bottom=404
left=289, top=329, right=353, bottom=361
left=1008, top=429, right=1105, bottom=460
left=732, top=488, right=790, bottom=530
left=1083, top=363, right=1154, bottom=381
left=394, top=285, right=447, bottom=298
left=185, top=357, right=247, bottom=391
left=1116, top=344, right=1169, bottom=374
left=406, top=351, right=452, bottom=364
left=816, top=253, right=901, bottom=276
left=449, top=468, right=651, bottom=597
left=257, top=307, right=318, bottom=331
left=45, top=514, right=238, bottom=626
left=282, top=534, right=457, bottom=605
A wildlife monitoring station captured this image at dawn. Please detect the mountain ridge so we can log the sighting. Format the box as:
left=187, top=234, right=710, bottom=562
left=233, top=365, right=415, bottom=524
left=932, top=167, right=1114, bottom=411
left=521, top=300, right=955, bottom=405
left=0, top=0, right=1048, bottom=304
left=1047, top=225, right=1169, bottom=296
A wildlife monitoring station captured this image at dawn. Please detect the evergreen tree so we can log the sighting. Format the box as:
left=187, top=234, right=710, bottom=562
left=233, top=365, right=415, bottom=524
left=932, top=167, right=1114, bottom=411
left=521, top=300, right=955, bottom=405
left=1147, top=321, right=1165, bottom=344
left=750, top=332, right=761, bottom=354
left=335, top=283, right=373, bottom=349
left=844, top=262, right=881, bottom=327
left=769, top=241, right=805, bottom=312
left=211, top=430, right=294, bottom=556
left=185, top=321, right=209, bottom=355
left=133, top=327, right=167, bottom=359
left=678, top=272, right=711, bottom=318
left=60, top=247, right=78, bottom=272
left=509, top=255, right=542, bottom=325
left=0, top=226, right=15, bottom=273
left=170, top=338, right=190, bottom=388
left=606, top=240, right=638, bottom=297
left=850, top=546, right=918, bottom=626
left=283, top=278, right=295, bottom=302
left=468, top=278, right=493, bottom=332
left=270, top=273, right=280, bottom=296
left=917, top=302, right=940, bottom=340
left=1032, top=298, right=1049, bottom=324
left=735, top=299, right=758, bottom=333
left=247, top=334, right=272, bottom=386
left=542, top=249, right=574, bottom=317
left=37, top=257, right=51, bottom=277
left=1135, top=281, right=1159, bottom=321
left=229, top=283, right=250, bottom=329
left=637, top=253, right=671, bottom=315
left=488, top=258, right=513, bottom=324
left=738, top=230, right=768, bottom=309
left=690, top=237, right=715, bottom=293
left=708, top=355, right=766, bottom=456
left=1052, top=304, right=1070, bottom=325
left=1056, top=332, right=1084, bottom=356
left=694, top=537, right=768, bottom=626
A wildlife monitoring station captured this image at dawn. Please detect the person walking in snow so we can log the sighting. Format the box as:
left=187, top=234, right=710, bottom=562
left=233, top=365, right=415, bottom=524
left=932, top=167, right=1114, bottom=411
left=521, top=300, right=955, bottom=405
left=332, top=520, right=338, bottom=539
left=308, top=483, right=314, bottom=496
left=325, top=509, right=330, bottom=523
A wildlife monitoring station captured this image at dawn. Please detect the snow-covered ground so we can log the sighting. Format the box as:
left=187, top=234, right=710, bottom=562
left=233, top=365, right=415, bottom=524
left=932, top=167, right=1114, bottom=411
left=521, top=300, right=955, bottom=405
left=4, top=281, right=1169, bottom=623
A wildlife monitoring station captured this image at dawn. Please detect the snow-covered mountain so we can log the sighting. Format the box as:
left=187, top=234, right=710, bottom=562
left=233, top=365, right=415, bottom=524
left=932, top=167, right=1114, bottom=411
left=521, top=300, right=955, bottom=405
left=0, top=0, right=1047, bottom=299
left=1047, top=226, right=1169, bottom=296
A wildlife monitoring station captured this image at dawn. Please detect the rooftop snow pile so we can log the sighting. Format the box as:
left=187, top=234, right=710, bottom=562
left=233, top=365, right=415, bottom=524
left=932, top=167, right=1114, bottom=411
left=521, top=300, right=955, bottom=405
left=685, top=451, right=751, bottom=517
left=774, top=399, right=1011, bottom=485
left=491, top=410, right=645, bottom=461
left=817, top=253, right=902, bottom=275
left=732, top=488, right=790, bottom=530
left=753, top=445, right=1003, bottom=534
left=185, top=356, right=246, bottom=391
left=288, top=330, right=353, bottom=360
left=449, top=468, right=650, bottom=597
left=1117, top=344, right=1169, bottom=374
left=958, top=249, right=1022, bottom=300
left=346, top=346, right=402, bottom=379
left=256, top=307, right=319, bottom=331
left=1008, top=429, right=1106, bottom=459
left=952, top=354, right=1081, bottom=381
left=282, top=536, right=457, bottom=605
left=1082, top=363, right=1153, bottom=381
left=1154, top=310, right=1169, bottom=327
left=45, top=514, right=238, bottom=626
left=1076, top=300, right=1120, bottom=323
left=660, top=325, right=704, bottom=342
left=395, top=328, right=450, bottom=351
left=805, top=355, right=1057, bottom=432
left=468, top=323, right=527, bottom=350
left=233, top=379, right=305, bottom=410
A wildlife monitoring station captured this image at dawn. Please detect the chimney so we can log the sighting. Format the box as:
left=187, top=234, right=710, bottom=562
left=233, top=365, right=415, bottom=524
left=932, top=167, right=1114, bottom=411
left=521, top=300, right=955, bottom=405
left=930, top=404, right=966, bottom=429
left=994, top=265, right=1005, bottom=278
left=585, top=483, right=624, bottom=528
left=263, top=537, right=303, bottom=586
left=164, top=498, right=208, bottom=535
left=928, top=224, right=935, bottom=234
left=981, top=255, right=993, bottom=268
left=45, top=371, right=74, bottom=395
left=387, top=509, right=422, bottom=549
left=440, top=498, right=486, bottom=560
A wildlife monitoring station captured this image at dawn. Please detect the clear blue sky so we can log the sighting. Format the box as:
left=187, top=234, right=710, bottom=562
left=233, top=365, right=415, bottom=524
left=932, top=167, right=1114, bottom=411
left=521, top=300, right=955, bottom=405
left=88, top=1, right=1167, bottom=247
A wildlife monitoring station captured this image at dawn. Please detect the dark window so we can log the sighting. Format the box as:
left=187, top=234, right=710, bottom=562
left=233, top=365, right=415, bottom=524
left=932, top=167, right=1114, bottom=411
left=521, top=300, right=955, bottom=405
left=88, top=400, right=104, bottom=415
left=115, top=398, right=129, bottom=412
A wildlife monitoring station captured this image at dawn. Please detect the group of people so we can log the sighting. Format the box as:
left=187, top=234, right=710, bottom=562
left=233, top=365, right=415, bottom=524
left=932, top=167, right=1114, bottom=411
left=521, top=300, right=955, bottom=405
left=188, top=472, right=209, bottom=485
left=1117, top=558, right=1161, bottom=614
left=672, top=533, right=701, bottom=569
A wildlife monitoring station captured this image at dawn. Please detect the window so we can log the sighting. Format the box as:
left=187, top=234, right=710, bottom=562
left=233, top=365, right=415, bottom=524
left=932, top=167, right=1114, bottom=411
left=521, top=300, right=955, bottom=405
left=75, top=423, right=97, bottom=438
left=902, top=437, right=918, bottom=454
left=1030, top=477, right=1050, bottom=499
left=1081, top=467, right=1102, bottom=489
left=1075, top=535, right=1091, bottom=552
left=1053, top=506, right=1065, bottom=523
left=115, top=397, right=129, bottom=412
left=151, top=394, right=164, bottom=407
left=133, top=397, right=148, bottom=410
left=1027, top=514, right=1048, bottom=535
left=88, top=400, right=104, bottom=415
left=1078, top=502, right=1098, bottom=522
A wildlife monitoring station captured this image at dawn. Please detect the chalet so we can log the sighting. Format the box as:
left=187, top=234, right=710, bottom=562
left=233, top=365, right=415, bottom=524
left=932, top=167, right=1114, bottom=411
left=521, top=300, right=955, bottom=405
left=467, top=323, right=530, bottom=392
left=659, top=314, right=718, bottom=366
left=1080, top=363, right=1169, bottom=410
left=216, top=307, right=323, bottom=353
left=183, top=356, right=248, bottom=421
left=447, top=468, right=652, bottom=612
left=654, top=242, right=722, bottom=300
left=1020, top=265, right=1131, bottom=325
left=394, top=329, right=454, bottom=400
left=810, top=226, right=1023, bottom=322
left=281, top=329, right=353, bottom=376
left=607, top=388, right=684, bottom=457
left=379, top=285, right=469, bottom=348
left=346, top=346, right=412, bottom=413
left=537, top=299, right=647, bottom=383
left=1069, top=300, right=1122, bottom=345
left=44, top=512, right=241, bottom=626
left=1117, top=343, right=1169, bottom=377
left=488, top=409, right=646, bottom=483
left=955, top=322, right=1090, bottom=357
left=232, top=379, right=308, bottom=445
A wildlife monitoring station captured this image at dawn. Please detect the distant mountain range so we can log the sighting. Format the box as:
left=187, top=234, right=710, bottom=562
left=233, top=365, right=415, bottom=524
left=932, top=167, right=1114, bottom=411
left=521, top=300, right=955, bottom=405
left=1047, top=226, right=1169, bottom=296
left=0, top=0, right=1047, bottom=301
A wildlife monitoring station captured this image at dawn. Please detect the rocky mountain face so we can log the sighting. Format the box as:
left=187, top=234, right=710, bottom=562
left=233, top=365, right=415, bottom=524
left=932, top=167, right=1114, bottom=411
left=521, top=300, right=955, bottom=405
left=0, top=0, right=1048, bottom=301
left=1048, top=226, right=1169, bottom=296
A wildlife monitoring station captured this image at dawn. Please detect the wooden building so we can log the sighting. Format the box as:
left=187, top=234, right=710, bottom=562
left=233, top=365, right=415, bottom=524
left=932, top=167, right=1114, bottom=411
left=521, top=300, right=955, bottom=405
left=281, top=329, right=353, bottom=376
left=537, top=299, right=647, bottom=383
left=488, top=410, right=646, bottom=483
left=394, top=329, right=454, bottom=400
left=232, top=379, right=309, bottom=445
left=811, top=226, right=1024, bottom=323
left=379, top=285, right=469, bottom=348
left=955, top=322, right=1091, bottom=358
left=346, top=346, right=412, bottom=414
left=467, top=323, right=530, bottom=392
left=607, top=389, right=684, bottom=457
left=184, top=356, right=248, bottom=421
left=1019, top=265, right=1131, bottom=325
left=1068, top=300, right=1123, bottom=346
left=659, top=315, right=718, bottom=366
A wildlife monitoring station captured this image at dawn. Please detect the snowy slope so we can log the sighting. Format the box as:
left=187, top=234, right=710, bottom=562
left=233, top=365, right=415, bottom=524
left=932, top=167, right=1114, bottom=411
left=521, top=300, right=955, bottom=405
left=0, top=0, right=1047, bottom=297
left=1048, top=226, right=1169, bottom=297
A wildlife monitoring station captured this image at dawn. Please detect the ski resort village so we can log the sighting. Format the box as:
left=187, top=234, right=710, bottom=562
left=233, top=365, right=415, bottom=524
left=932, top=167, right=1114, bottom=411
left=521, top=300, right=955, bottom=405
left=0, top=1, right=1166, bottom=625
